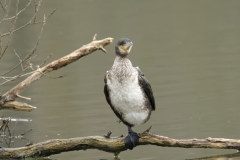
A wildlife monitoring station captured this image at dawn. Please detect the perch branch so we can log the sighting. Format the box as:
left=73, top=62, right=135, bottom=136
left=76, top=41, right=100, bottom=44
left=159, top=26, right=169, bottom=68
left=0, top=35, right=114, bottom=111
left=0, top=129, right=240, bottom=159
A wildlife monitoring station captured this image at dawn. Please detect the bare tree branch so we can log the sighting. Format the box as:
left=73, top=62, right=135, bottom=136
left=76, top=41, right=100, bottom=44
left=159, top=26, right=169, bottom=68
left=0, top=128, right=239, bottom=159
left=39, top=53, right=53, bottom=67
left=0, top=0, right=43, bottom=37
left=0, top=35, right=114, bottom=111
left=14, top=50, right=24, bottom=70
left=0, top=0, right=18, bottom=59
left=1, top=101, right=36, bottom=111
left=0, top=0, right=57, bottom=90
left=0, top=0, right=11, bottom=24
left=3, top=0, right=32, bottom=21
left=0, top=0, right=56, bottom=63
left=1, top=12, right=47, bottom=75
left=0, top=71, right=35, bottom=86
left=2, top=3, right=55, bottom=32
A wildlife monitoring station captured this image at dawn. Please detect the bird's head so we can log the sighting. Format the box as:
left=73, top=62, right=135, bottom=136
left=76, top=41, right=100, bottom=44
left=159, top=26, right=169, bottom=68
left=115, top=38, right=133, bottom=57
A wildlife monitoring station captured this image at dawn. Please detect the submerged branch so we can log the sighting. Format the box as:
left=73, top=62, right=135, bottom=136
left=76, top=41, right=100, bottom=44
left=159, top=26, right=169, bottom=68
left=0, top=128, right=240, bottom=159
left=187, top=152, right=240, bottom=160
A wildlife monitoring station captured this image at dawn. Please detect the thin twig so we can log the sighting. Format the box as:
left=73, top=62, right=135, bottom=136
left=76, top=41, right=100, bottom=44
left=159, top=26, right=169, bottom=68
left=1, top=71, right=36, bottom=80
left=0, top=0, right=11, bottom=24
left=8, top=0, right=19, bottom=40
left=0, top=0, right=10, bottom=58
left=0, top=0, right=19, bottom=59
left=2, top=119, right=11, bottom=147
left=16, top=93, right=31, bottom=100
left=36, top=66, right=66, bottom=79
left=25, top=8, right=56, bottom=24
left=0, top=36, right=114, bottom=108
left=25, top=14, right=46, bottom=65
left=0, top=43, right=8, bottom=59
left=1, top=7, right=55, bottom=37
left=1, top=0, right=45, bottom=38
left=39, top=71, right=65, bottom=79
left=6, top=121, right=12, bottom=147
left=0, top=0, right=7, bottom=13
left=93, top=33, right=97, bottom=41
left=14, top=50, right=24, bottom=70
left=0, top=118, right=9, bottom=130
left=1, top=16, right=37, bottom=37
left=20, top=129, right=32, bottom=136
left=25, top=55, right=36, bottom=70
left=46, top=8, right=56, bottom=19
left=40, top=53, right=53, bottom=67
left=4, top=0, right=32, bottom=21
left=33, top=0, right=41, bottom=23
left=1, top=13, right=47, bottom=76
left=0, top=70, right=36, bottom=86
left=12, top=120, right=18, bottom=139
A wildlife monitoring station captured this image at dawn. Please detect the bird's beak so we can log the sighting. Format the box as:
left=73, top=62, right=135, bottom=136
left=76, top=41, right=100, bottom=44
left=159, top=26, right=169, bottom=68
left=122, top=42, right=133, bottom=51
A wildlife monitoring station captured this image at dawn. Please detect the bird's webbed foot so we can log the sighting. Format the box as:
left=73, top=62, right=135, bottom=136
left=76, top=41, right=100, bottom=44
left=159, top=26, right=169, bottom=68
left=124, top=126, right=140, bottom=150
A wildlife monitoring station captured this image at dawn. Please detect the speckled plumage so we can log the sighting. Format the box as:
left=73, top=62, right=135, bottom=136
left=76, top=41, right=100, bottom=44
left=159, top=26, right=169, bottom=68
left=104, top=38, right=155, bottom=150
left=104, top=55, right=155, bottom=127
left=104, top=56, right=152, bottom=127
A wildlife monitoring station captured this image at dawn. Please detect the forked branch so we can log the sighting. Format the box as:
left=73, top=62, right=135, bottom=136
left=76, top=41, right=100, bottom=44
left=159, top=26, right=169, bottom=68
left=0, top=35, right=114, bottom=111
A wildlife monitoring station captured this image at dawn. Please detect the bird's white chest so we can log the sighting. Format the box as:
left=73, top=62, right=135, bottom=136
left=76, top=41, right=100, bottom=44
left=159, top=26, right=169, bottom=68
left=107, top=73, right=149, bottom=126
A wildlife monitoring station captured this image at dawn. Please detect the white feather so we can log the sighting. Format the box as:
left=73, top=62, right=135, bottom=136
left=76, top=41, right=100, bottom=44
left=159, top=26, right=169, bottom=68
left=107, top=68, right=149, bottom=126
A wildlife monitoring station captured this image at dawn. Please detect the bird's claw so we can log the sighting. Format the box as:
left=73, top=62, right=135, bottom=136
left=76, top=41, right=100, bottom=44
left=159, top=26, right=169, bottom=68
left=124, top=126, right=140, bottom=150
left=104, top=131, right=112, bottom=138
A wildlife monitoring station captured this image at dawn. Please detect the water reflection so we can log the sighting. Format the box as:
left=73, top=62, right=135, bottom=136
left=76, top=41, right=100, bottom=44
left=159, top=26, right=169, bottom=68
left=187, top=152, right=240, bottom=160
left=25, top=152, right=240, bottom=160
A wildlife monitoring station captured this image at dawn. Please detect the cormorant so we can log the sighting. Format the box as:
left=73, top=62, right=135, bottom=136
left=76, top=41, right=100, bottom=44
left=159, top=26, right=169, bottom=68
left=104, top=38, right=155, bottom=150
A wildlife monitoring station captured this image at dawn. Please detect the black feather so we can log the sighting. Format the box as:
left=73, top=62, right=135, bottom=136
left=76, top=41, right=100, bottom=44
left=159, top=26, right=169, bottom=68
left=136, top=67, right=156, bottom=111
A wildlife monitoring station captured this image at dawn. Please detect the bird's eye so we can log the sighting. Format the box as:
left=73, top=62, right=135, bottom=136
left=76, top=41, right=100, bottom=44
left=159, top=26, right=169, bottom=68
left=119, top=41, right=125, bottom=46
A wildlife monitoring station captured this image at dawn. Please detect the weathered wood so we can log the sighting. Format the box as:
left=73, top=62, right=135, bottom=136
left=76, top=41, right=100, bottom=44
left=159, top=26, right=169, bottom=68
left=0, top=101, right=36, bottom=111
left=0, top=129, right=240, bottom=159
left=0, top=35, right=114, bottom=111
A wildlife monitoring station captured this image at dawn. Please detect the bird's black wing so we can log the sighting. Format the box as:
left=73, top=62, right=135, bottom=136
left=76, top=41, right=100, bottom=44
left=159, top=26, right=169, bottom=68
left=136, top=67, right=155, bottom=111
left=104, top=74, right=112, bottom=107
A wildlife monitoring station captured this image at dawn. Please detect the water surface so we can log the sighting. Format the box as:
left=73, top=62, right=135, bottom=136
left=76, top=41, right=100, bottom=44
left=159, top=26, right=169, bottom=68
left=1, top=1, right=240, bottom=159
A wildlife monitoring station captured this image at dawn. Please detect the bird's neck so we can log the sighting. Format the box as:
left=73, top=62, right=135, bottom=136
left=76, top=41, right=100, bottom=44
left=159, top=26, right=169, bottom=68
left=111, top=55, right=134, bottom=81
